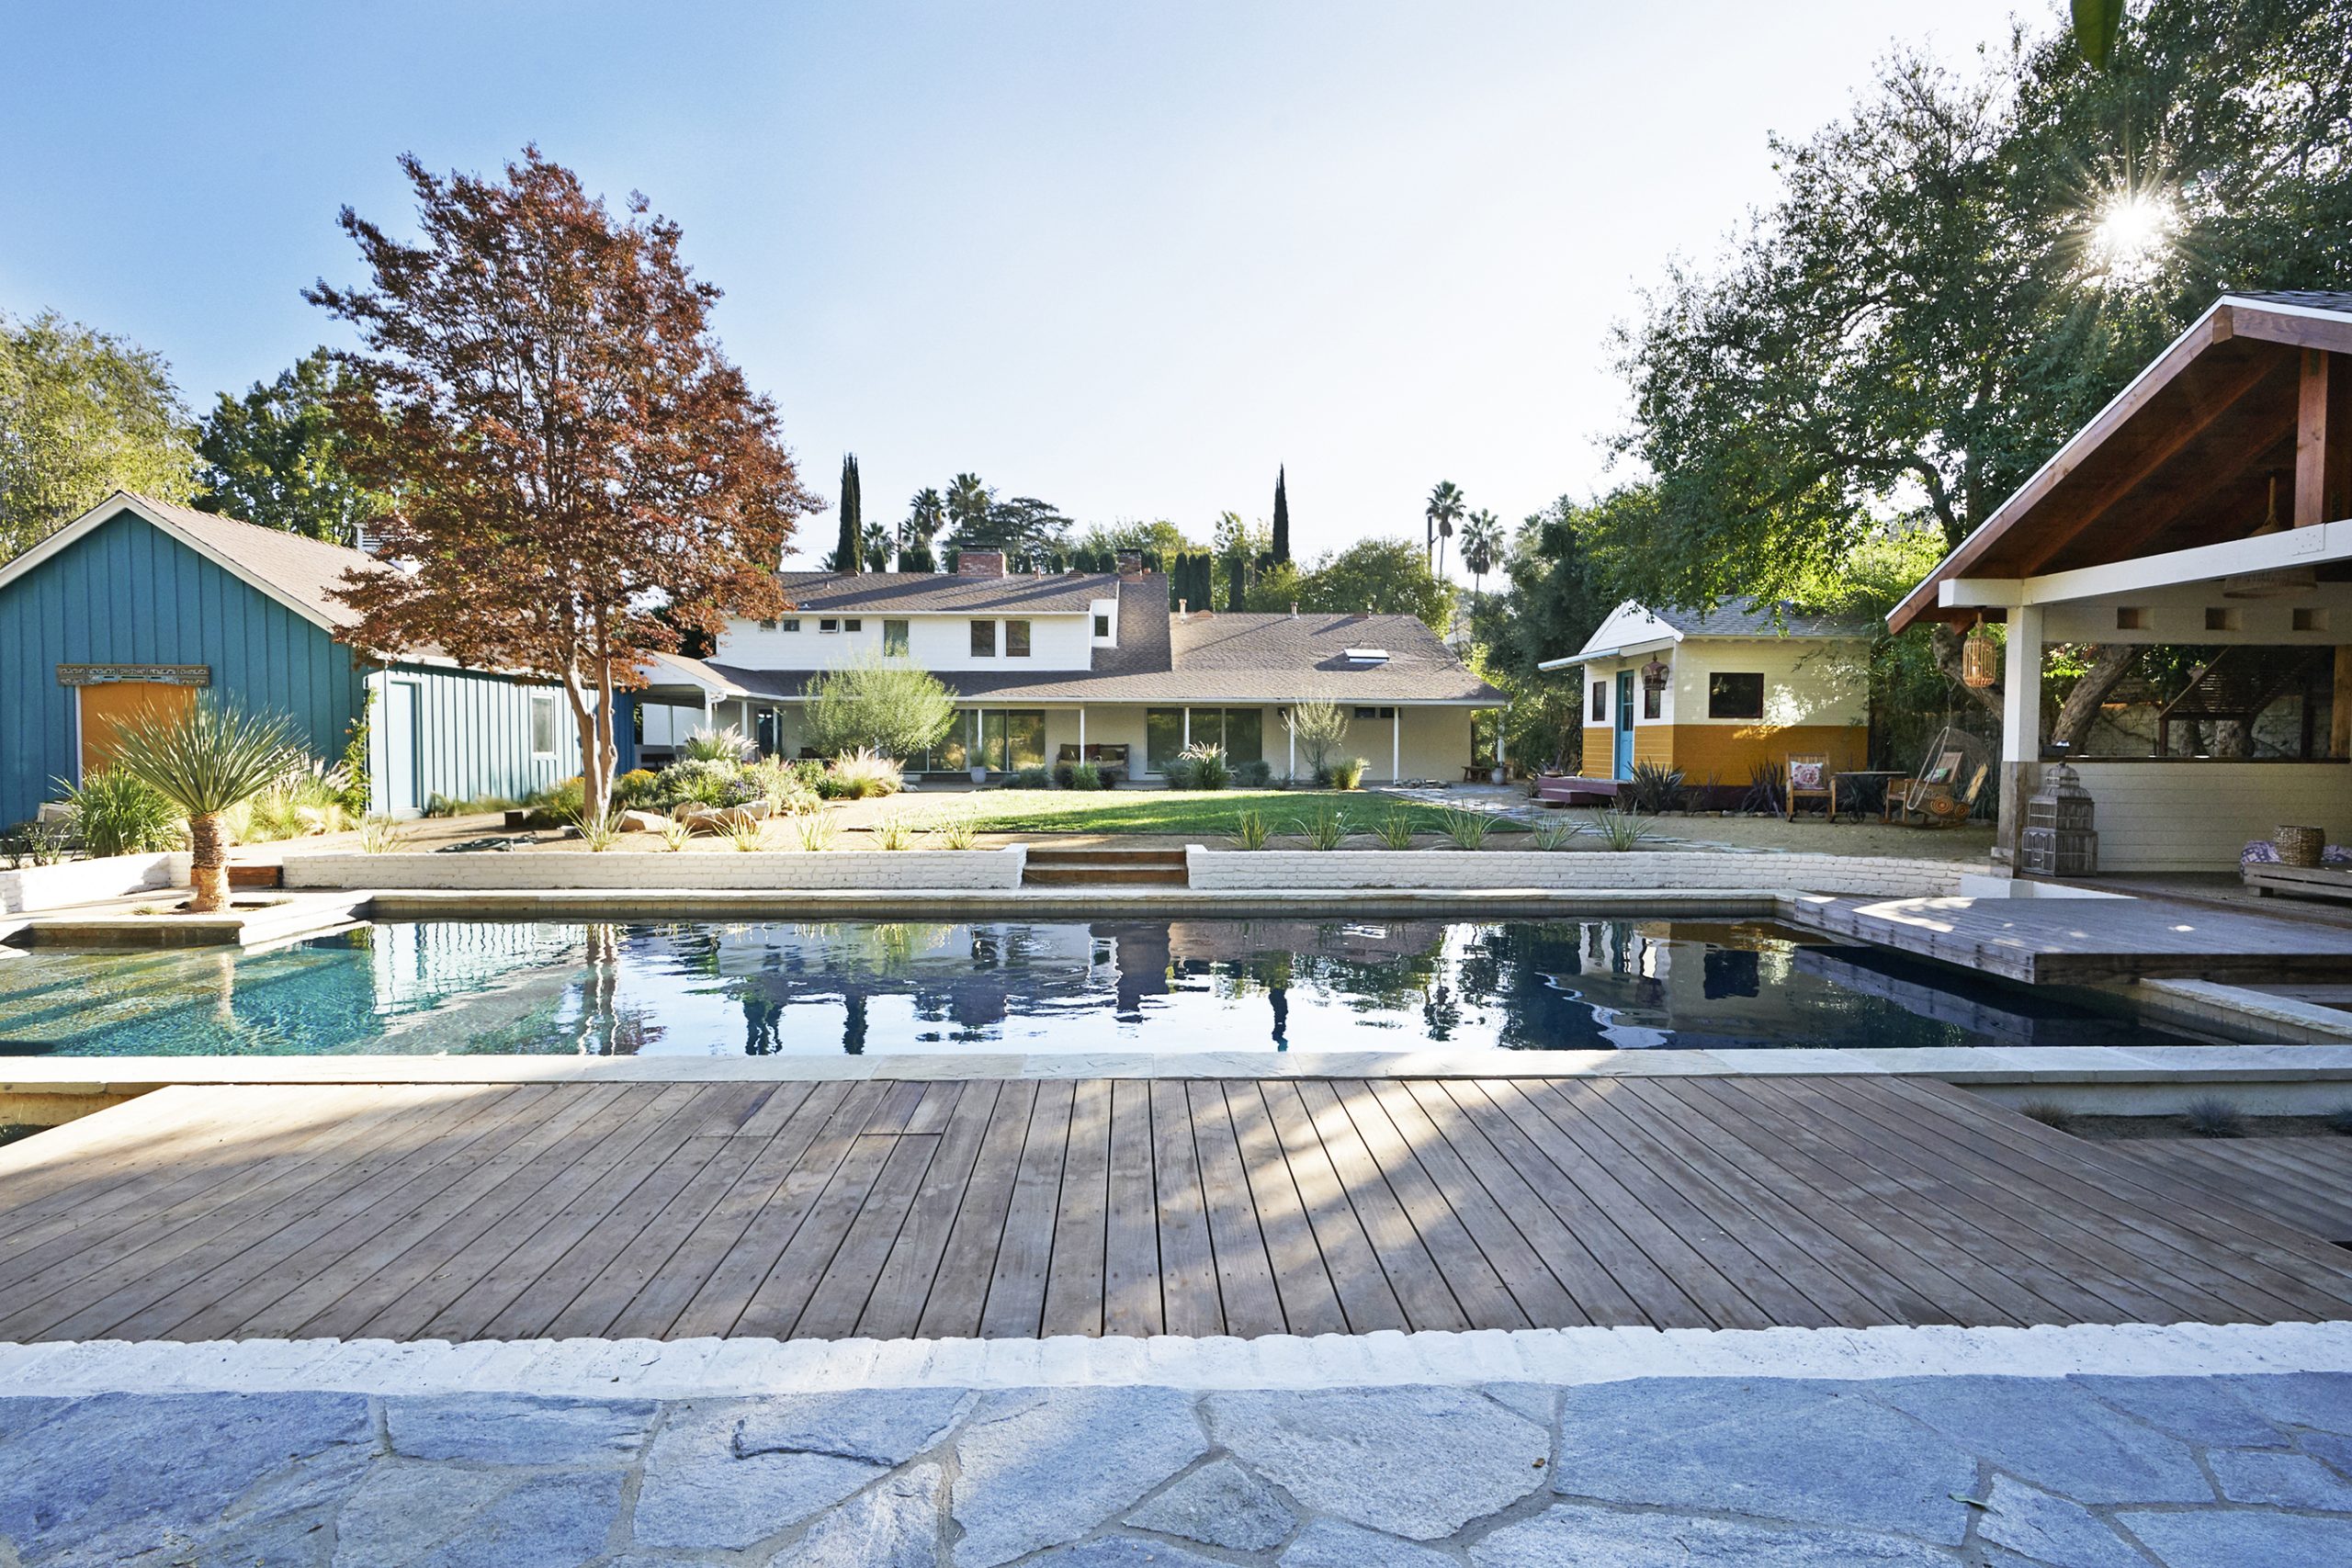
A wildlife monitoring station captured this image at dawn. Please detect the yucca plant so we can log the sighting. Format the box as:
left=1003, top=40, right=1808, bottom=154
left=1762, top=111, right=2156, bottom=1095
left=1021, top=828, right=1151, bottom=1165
left=658, top=818, right=694, bottom=852
left=932, top=814, right=978, bottom=850
left=580, top=811, right=628, bottom=852
left=721, top=814, right=766, bottom=852
left=1369, top=810, right=1419, bottom=850
left=794, top=812, right=838, bottom=852
left=1295, top=802, right=1352, bottom=851
left=1230, top=808, right=1272, bottom=850
left=1592, top=807, right=1652, bottom=852
left=105, top=697, right=304, bottom=911
left=873, top=813, right=917, bottom=851
left=356, top=815, right=407, bottom=853
left=680, top=725, right=751, bottom=763
left=1441, top=807, right=1496, bottom=850
left=1532, top=816, right=1583, bottom=851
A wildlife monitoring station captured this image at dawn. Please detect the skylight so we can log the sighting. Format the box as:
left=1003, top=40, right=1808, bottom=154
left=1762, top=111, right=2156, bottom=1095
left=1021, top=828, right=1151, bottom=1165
left=1343, top=647, right=1389, bottom=663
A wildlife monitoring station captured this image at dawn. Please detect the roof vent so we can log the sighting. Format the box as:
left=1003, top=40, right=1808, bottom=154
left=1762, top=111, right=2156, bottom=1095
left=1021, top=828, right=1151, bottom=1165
left=1343, top=647, right=1390, bottom=663
left=1178, top=599, right=1189, bottom=621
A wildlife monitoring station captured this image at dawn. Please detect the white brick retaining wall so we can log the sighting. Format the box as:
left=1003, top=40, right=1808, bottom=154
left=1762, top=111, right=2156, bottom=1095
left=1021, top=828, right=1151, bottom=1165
left=1185, top=848, right=1967, bottom=898
left=281, top=847, right=1027, bottom=891
left=0, top=851, right=187, bottom=914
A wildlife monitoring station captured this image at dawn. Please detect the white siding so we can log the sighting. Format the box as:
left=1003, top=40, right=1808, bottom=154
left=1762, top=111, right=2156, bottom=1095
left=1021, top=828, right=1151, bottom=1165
left=715, top=610, right=1097, bottom=672
left=2065, top=761, right=2352, bottom=872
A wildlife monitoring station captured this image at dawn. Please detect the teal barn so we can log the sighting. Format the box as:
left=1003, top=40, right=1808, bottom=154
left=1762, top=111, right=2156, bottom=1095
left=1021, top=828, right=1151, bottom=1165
left=0, top=491, right=581, bottom=827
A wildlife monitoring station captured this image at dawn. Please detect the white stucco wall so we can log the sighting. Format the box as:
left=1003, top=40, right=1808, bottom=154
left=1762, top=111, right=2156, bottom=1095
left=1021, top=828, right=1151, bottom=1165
left=715, top=611, right=1097, bottom=672
left=2064, top=761, right=2352, bottom=871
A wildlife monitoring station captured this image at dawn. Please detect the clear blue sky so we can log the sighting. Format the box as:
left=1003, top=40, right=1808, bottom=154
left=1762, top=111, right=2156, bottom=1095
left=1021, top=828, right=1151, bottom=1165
left=1, top=0, right=2030, bottom=570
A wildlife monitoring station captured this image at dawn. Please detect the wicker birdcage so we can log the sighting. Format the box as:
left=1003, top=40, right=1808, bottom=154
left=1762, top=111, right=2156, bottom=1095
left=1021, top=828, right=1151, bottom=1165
left=2020, top=763, right=2098, bottom=877
left=2276, top=825, right=2325, bottom=868
left=1960, top=620, right=1998, bottom=689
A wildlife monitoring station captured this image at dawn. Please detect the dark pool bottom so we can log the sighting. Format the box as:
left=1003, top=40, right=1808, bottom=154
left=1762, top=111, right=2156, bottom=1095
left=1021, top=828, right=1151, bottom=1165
left=0, top=916, right=2220, bottom=1057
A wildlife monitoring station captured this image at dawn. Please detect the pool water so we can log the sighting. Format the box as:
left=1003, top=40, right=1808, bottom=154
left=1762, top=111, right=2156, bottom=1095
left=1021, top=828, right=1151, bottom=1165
left=0, top=917, right=2211, bottom=1056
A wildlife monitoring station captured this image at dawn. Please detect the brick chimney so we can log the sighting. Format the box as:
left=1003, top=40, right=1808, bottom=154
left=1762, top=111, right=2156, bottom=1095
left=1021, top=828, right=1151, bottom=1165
left=1115, top=549, right=1145, bottom=581
left=957, top=549, right=1006, bottom=579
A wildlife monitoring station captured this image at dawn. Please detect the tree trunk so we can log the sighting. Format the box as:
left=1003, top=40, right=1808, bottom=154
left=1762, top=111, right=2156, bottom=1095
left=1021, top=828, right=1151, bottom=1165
left=2048, top=643, right=2140, bottom=750
left=564, top=669, right=611, bottom=825
left=187, top=812, right=229, bottom=913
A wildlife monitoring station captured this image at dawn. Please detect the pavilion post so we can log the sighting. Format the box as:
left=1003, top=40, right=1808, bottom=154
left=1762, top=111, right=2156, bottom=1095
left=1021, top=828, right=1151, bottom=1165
left=1286, top=711, right=1295, bottom=780
left=1392, top=710, right=1401, bottom=783
left=1996, top=604, right=2044, bottom=865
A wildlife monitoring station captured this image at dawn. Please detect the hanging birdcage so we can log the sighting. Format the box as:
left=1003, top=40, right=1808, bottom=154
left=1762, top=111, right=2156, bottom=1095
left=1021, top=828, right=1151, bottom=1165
left=1960, top=619, right=1998, bottom=689
left=1640, top=657, right=1671, bottom=696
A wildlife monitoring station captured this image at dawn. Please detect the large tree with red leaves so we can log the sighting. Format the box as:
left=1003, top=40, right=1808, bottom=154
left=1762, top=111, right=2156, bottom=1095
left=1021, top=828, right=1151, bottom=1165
left=309, top=147, right=811, bottom=822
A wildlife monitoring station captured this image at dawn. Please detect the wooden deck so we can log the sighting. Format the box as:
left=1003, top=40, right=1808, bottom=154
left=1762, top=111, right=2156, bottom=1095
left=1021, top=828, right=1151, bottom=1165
left=5, top=1077, right=2352, bottom=1343
left=1794, top=892, right=2352, bottom=983
left=2103, top=1135, right=2352, bottom=1246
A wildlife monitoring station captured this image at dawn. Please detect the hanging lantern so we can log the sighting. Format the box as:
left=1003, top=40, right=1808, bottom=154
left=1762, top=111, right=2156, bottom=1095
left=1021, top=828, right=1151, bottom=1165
left=1961, top=618, right=1998, bottom=689
left=1640, top=658, right=1671, bottom=695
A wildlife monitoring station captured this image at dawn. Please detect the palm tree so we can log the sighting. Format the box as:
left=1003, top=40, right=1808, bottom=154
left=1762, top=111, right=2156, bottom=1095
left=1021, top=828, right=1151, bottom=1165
left=106, top=696, right=304, bottom=912
left=1424, top=480, right=1464, bottom=576
left=1460, top=508, right=1503, bottom=604
left=944, top=472, right=993, bottom=548
left=903, top=487, right=945, bottom=570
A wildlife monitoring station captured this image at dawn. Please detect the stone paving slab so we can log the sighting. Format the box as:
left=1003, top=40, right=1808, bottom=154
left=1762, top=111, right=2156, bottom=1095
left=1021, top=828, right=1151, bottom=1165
left=5, top=1373, right=2352, bottom=1565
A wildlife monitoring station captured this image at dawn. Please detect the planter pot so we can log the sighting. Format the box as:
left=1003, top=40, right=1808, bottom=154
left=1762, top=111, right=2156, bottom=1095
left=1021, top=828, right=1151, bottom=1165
left=1490, top=768, right=1507, bottom=785
left=970, top=767, right=989, bottom=785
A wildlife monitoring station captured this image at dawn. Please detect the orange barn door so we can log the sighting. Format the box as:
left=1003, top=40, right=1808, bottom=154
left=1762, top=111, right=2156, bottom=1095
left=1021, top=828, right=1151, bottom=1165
left=78, top=682, right=198, bottom=778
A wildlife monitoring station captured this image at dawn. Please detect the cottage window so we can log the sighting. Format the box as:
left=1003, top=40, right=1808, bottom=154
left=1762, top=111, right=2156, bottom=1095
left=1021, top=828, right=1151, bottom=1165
left=842, top=618, right=862, bottom=632
left=970, top=619, right=996, bottom=657
left=1643, top=682, right=1663, bottom=720
left=820, top=617, right=841, bottom=634
left=883, top=619, right=910, bottom=656
left=1707, top=672, right=1765, bottom=720
left=1093, top=613, right=1111, bottom=638
left=779, top=617, right=800, bottom=632
left=1590, top=682, right=1607, bottom=721
left=1005, top=619, right=1032, bottom=658
left=528, top=692, right=559, bottom=758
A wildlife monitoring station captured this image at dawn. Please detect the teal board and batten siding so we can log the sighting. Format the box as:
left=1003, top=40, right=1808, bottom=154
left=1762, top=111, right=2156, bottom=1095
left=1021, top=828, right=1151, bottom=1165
left=0, top=511, right=360, bottom=827
left=367, top=663, right=581, bottom=812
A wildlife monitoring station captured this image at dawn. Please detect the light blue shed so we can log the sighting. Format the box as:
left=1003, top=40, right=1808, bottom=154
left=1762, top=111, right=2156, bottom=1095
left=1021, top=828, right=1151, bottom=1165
left=0, top=491, right=579, bottom=826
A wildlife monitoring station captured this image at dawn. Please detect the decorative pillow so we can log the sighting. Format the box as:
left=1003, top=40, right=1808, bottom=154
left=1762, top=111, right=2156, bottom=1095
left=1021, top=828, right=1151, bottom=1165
left=2326, top=843, right=2351, bottom=866
left=2242, top=840, right=2281, bottom=865
left=1789, top=761, right=1826, bottom=790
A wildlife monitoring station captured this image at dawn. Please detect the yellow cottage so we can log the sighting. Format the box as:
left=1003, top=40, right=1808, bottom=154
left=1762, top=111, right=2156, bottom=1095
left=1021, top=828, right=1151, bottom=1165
left=1540, top=600, right=1874, bottom=796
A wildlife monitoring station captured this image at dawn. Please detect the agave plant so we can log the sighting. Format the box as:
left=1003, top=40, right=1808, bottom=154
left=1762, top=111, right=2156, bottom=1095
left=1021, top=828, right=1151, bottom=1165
left=1369, top=810, right=1419, bottom=850
left=931, top=812, right=978, bottom=850
left=657, top=818, right=694, bottom=852
left=1592, top=808, right=1653, bottom=852
left=104, top=697, right=304, bottom=911
left=1441, top=807, right=1496, bottom=850
left=1229, top=808, right=1272, bottom=851
left=1532, top=816, right=1583, bottom=851
left=1294, top=802, right=1352, bottom=851
left=356, top=815, right=407, bottom=854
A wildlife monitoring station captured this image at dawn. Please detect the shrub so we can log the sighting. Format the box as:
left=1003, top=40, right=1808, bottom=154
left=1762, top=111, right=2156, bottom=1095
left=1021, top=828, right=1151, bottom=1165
left=1235, top=759, right=1273, bottom=788
left=1441, top=807, right=1495, bottom=850
left=873, top=812, right=917, bottom=850
left=356, top=816, right=406, bottom=853
left=1327, top=756, right=1368, bottom=790
left=1532, top=817, right=1582, bottom=850
left=1052, top=761, right=1077, bottom=789
left=1369, top=810, right=1418, bottom=850
left=658, top=818, right=693, bottom=852
left=1593, top=808, right=1652, bottom=851
left=1071, top=761, right=1102, bottom=791
left=102, top=696, right=304, bottom=912
left=529, top=776, right=586, bottom=824
left=793, top=812, right=837, bottom=852
left=743, top=759, right=819, bottom=816
left=424, top=792, right=520, bottom=818
left=2184, top=1097, right=2245, bottom=1138
left=721, top=814, right=766, bottom=852
left=2018, top=1100, right=2076, bottom=1134
left=60, top=770, right=183, bottom=857
left=933, top=813, right=978, bottom=850
left=1161, top=753, right=1199, bottom=789
left=827, top=747, right=905, bottom=799
left=1177, top=744, right=1230, bottom=790
left=1230, top=808, right=1272, bottom=850
left=1294, top=802, right=1352, bottom=850
left=653, top=758, right=756, bottom=810
left=1627, top=761, right=1686, bottom=814
left=680, top=726, right=750, bottom=763
left=1741, top=760, right=1784, bottom=818
left=579, top=811, right=628, bottom=852
left=1289, top=699, right=1348, bottom=783
left=1009, top=766, right=1053, bottom=790
left=2, top=820, right=69, bottom=867
left=799, top=656, right=958, bottom=761
left=613, top=768, right=661, bottom=809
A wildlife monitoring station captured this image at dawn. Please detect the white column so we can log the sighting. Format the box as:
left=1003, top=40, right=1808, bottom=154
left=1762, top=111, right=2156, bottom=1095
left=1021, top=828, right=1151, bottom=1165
left=1182, top=707, right=1191, bottom=748
left=1392, top=709, right=1401, bottom=783
left=1286, top=712, right=1295, bottom=780
left=1495, top=712, right=1505, bottom=774
left=1997, top=604, right=2044, bottom=863
left=1078, top=706, right=1086, bottom=755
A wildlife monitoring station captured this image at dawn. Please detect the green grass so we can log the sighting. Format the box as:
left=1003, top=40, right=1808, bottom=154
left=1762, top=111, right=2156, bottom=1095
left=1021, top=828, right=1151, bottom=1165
left=948, top=789, right=1524, bottom=838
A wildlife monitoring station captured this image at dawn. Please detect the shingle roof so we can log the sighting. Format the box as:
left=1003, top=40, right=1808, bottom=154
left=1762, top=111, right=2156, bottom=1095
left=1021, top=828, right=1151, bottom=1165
left=775, top=570, right=1117, bottom=614
left=1650, top=601, right=1878, bottom=640
left=707, top=599, right=1502, bottom=705
left=2233, top=290, right=2352, bottom=314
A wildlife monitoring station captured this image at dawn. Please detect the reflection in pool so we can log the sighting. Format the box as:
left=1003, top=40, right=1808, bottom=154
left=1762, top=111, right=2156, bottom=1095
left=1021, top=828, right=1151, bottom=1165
left=0, top=917, right=2209, bottom=1057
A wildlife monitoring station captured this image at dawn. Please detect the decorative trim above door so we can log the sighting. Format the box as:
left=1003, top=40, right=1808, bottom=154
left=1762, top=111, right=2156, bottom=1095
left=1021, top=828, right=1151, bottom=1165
left=56, top=663, right=211, bottom=687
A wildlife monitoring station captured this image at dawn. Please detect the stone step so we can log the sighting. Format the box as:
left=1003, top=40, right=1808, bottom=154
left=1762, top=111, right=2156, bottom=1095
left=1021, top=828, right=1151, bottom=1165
left=1023, top=847, right=1190, bottom=867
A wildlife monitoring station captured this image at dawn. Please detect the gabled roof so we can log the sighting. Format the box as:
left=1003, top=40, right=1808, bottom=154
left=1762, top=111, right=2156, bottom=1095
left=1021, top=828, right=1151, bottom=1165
left=775, top=570, right=1117, bottom=614
left=1538, top=598, right=1875, bottom=669
left=0, top=490, right=380, bottom=631
left=1889, top=292, right=2352, bottom=631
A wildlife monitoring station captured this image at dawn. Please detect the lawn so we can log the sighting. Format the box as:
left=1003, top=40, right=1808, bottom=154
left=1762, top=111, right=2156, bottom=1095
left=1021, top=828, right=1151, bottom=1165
left=906, top=788, right=1524, bottom=839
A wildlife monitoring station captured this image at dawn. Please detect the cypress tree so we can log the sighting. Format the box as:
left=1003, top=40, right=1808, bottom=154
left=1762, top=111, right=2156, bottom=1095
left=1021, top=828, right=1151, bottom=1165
left=833, top=453, right=863, bottom=572
left=1272, top=466, right=1290, bottom=565
left=1226, top=551, right=1245, bottom=612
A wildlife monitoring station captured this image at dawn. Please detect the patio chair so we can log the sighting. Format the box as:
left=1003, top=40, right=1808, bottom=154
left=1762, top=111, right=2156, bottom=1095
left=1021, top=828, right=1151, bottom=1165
left=1887, top=728, right=1994, bottom=829
left=1784, top=754, right=1832, bottom=821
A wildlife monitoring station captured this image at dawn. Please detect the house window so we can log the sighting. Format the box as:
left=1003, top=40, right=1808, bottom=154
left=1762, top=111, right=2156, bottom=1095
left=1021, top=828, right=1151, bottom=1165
left=1353, top=705, right=1395, bottom=720
left=883, top=619, right=910, bottom=656
left=759, top=619, right=776, bottom=631
left=842, top=618, right=862, bottom=632
left=820, top=617, right=841, bottom=634
left=1005, top=619, right=1032, bottom=658
left=779, top=617, right=800, bottom=632
left=528, top=692, right=559, bottom=758
left=1707, top=672, right=1765, bottom=720
left=1590, top=681, right=1607, bottom=722
left=1093, top=613, right=1111, bottom=638
left=970, top=619, right=996, bottom=657
left=975, top=710, right=1046, bottom=771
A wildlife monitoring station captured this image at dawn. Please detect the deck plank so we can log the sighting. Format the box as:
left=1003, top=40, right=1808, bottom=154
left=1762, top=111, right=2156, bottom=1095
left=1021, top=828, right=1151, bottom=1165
left=8, top=1075, right=2352, bottom=1344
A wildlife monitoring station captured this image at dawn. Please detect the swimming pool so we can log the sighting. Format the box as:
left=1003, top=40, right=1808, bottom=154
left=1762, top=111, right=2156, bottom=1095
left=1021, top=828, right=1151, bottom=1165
left=0, top=917, right=2214, bottom=1056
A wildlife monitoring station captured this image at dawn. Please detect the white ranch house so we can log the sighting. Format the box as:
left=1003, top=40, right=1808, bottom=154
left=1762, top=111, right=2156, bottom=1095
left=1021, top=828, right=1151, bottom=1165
left=631, top=550, right=1505, bottom=784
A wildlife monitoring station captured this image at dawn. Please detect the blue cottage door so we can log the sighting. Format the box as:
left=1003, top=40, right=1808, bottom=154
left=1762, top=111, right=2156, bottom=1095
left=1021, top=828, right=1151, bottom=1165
left=382, top=680, right=422, bottom=815
left=1613, top=671, right=1635, bottom=781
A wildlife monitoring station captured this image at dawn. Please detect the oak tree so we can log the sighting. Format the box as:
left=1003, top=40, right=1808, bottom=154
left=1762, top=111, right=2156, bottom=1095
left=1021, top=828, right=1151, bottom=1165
left=310, top=148, right=812, bottom=823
